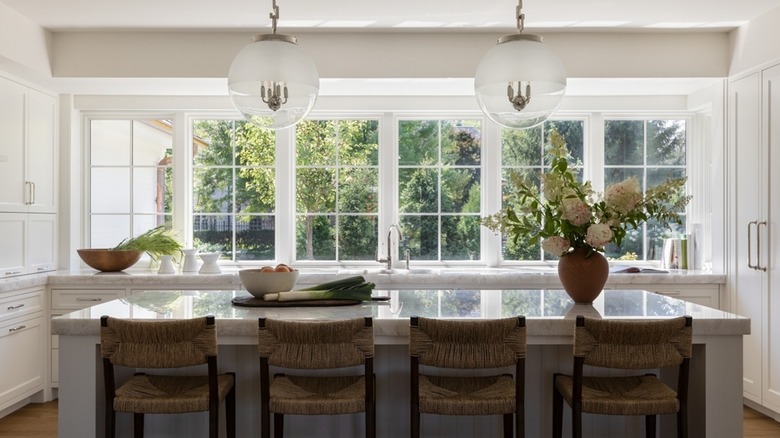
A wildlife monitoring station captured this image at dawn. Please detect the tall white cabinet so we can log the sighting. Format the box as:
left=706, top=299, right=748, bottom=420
left=0, top=75, right=57, bottom=278
left=729, top=63, right=780, bottom=416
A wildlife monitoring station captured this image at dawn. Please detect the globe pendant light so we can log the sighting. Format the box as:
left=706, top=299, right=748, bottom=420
left=228, top=0, right=319, bottom=130
left=474, top=0, right=566, bottom=130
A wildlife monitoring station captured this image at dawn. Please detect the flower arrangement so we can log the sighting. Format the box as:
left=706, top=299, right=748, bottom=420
left=482, top=129, right=691, bottom=258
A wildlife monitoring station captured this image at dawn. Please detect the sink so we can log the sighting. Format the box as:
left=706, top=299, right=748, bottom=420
left=336, top=268, right=436, bottom=275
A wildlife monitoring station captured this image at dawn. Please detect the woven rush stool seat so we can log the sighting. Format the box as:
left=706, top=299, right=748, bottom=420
left=100, top=315, right=236, bottom=438
left=553, top=315, right=693, bottom=438
left=258, top=317, right=375, bottom=438
left=409, top=316, right=526, bottom=438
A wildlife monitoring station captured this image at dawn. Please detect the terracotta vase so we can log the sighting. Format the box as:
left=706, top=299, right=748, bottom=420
left=557, top=247, right=609, bottom=304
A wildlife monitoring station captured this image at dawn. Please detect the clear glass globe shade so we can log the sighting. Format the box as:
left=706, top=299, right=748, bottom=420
left=474, top=37, right=567, bottom=130
left=228, top=36, right=319, bottom=130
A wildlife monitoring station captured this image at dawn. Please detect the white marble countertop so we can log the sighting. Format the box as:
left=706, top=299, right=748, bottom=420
left=51, top=288, right=749, bottom=341
left=5, top=266, right=724, bottom=292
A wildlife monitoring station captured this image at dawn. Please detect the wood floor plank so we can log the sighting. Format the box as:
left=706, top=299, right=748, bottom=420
left=1, top=401, right=779, bottom=437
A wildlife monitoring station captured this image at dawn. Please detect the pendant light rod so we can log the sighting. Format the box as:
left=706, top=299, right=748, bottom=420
left=270, top=0, right=279, bottom=34
left=516, top=0, right=525, bottom=33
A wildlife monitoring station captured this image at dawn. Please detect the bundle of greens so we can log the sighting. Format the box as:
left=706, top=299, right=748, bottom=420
left=113, top=226, right=183, bottom=260
left=264, top=276, right=375, bottom=301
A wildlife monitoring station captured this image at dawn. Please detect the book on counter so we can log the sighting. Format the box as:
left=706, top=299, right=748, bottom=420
left=609, top=265, right=669, bottom=274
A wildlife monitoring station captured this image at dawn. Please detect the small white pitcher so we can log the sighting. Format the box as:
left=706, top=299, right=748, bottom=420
left=181, top=249, right=200, bottom=272
left=157, top=255, right=177, bottom=274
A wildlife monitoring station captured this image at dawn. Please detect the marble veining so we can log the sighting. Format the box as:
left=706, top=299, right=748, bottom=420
left=51, top=288, right=749, bottom=341
left=34, top=266, right=725, bottom=288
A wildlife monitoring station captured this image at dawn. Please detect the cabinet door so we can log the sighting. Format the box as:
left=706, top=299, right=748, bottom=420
left=27, top=213, right=56, bottom=274
left=729, top=71, right=765, bottom=402
left=0, top=313, right=45, bottom=411
left=0, top=78, right=26, bottom=211
left=26, top=90, right=57, bottom=213
left=0, top=213, right=26, bottom=278
left=763, top=64, right=780, bottom=411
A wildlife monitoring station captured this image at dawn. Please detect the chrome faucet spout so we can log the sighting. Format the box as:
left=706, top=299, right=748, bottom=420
left=385, top=224, right=403, bottom=270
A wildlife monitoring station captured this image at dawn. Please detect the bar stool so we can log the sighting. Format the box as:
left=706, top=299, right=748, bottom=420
left=553, top=315, right=693, bottom=438
left=409, top=316, right=526, bottom=438
left=99, top=315, right=236, bottom=438
left=257, top=317, right=376, bottom=438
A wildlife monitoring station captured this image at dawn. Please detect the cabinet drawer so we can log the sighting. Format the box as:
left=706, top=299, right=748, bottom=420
left=0, top=313, right=45, bottom=410
left=0, top=288, right=44, bottom=323
left=50, top=289, right=125, bottom=311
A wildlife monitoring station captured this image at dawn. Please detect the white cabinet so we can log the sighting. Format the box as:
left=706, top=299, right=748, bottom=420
left=0, top=76, right=57, bottom=213
left=728, top=63, right=780, bottom=414
left=0, top=213, right=56, bottom=278
left=49, top=289, right=126, bottom=386
left=0, top=287, right=45, bottom=411
left=0, top=75, right=57, bottom=279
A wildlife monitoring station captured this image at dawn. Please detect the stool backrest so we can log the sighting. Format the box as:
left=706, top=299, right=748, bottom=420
left=409, top=316, right=526, bottom=369
left=258, top=317, right=374, bottom=369
left=573, top=315, right=693, bottom=369
left=100, top=315, right=217, bottom=368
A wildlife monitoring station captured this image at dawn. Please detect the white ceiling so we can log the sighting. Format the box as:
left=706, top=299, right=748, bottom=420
left=1, top=0, right=778, bottom=32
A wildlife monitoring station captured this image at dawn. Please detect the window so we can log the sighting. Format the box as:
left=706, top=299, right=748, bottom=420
left=500, top=120, right=585, bottom=261
left=88, top=119, right=172, bottom=249
left=603, top=119, right=687, bottom=260
left=295, top=119, right=380, bottom=261
left=192, top=119, right=276, bottom=261
left=398, top=119, right=482, bottom=261
left=84, top=111, right=691, bottom=268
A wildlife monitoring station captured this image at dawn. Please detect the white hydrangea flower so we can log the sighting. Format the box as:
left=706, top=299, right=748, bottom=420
left=560, top=197, right=591, bottom=226
left=585, top=223, right=613, bottom=248
left=542, top=236, right=571, bottom=257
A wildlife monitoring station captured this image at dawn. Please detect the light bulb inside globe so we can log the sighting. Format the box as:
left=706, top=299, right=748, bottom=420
left=474, top=31, right=567, bottom=130
left=228, top=33, right=319, bottom=130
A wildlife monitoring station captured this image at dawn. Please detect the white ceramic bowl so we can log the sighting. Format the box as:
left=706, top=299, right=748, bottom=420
left=239, top=269, right=299, bottom=298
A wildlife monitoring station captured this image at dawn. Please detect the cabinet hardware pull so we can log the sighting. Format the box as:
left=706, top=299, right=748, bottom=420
left=76, top=298, right=102, bottom=302
left=6, top=304, right=24, bottom=310
left=9, top=325, right=26, bottom=333
left=31, top=181, right=36, bottom=204
left=748, top=221, right=757, bottom=270
left=3, top=271, right=21, bottom=276
left=658, top=291, right=681, bottom=296
left=757, top=221, right=768, bottom=271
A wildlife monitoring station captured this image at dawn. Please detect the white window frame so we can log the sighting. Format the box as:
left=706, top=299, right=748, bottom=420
left=79, top=106, right=702, bottom=269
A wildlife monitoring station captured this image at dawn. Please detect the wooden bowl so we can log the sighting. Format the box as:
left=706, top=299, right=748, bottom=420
left=77, top=249, right=144, bottom=272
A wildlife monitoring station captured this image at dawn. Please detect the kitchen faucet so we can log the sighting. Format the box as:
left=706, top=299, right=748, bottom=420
left=379, top=223, right=404, bottom=270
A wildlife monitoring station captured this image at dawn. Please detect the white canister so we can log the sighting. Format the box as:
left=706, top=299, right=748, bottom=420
left=181, top=249, right=200, bottom=272
left=199, top=252, right=222, bottom=274
left=157, top=255, right=177, bottom=274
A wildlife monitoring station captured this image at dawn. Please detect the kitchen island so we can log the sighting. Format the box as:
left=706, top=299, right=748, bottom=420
left=52, top=288, right=748, bottom=438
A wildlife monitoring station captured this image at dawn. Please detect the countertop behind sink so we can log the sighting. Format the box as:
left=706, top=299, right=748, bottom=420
left=29, top=266, right=726, bottom=291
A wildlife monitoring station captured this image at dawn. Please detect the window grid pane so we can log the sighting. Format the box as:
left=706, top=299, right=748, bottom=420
left=399, top=119, right=482, bottom=262
left=603, top=119, right=687, bottom=261
left=295, top=119, right=380, bottom=262
left=192, top=119, right=276, bottom=260
left=89, top=119, right=173, bottom=251
left=500, top=120, right=585, bottom=261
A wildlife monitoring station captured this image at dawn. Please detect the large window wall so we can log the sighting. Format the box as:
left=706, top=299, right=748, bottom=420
left=85, top=110, right=692, bottom=267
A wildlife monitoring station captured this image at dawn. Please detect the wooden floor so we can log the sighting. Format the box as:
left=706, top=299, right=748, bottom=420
left=0, top=401, right=779, bottom=437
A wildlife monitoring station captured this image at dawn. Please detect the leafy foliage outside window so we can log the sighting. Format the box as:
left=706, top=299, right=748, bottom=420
left=295, top=119, right=379, bottom=261
left=604, top=119, right=688, bottom=260
left=501, top=120, right=584, bottom=261
left=192, top=119, right=275, bottom=261
left=398, top=120, right=482, bottom=261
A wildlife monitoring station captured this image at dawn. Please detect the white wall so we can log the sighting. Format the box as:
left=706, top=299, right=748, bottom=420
left=51, top=31, right=729, bottom=82
left=729, top=4, right=780, bottom=75
left=0, top=2, right=51, bottom=81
